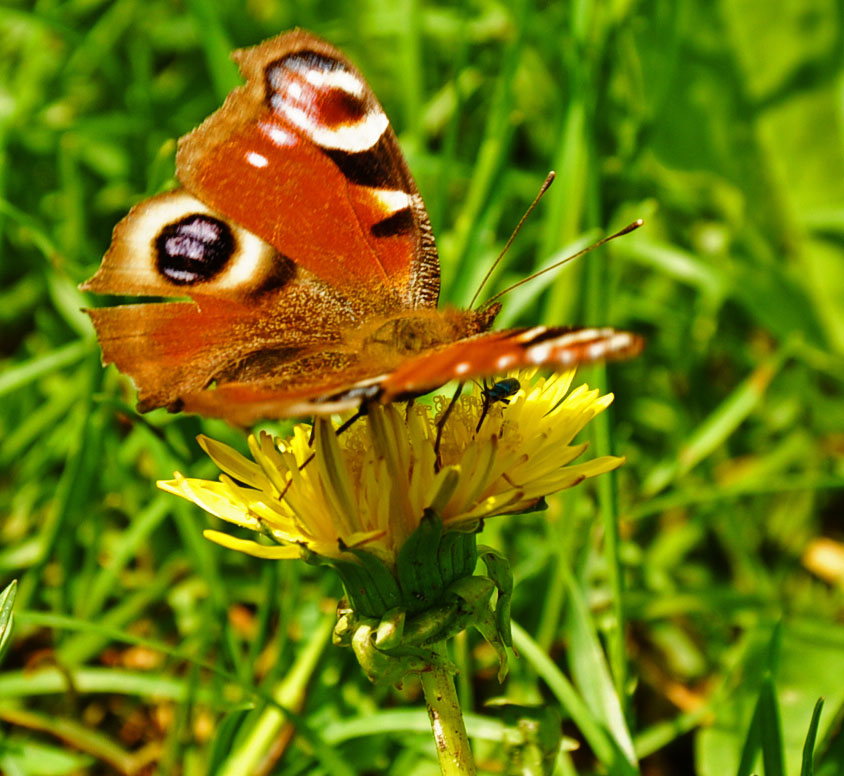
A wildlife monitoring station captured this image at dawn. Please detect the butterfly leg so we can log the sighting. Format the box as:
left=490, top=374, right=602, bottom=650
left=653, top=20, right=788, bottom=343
left=434, top=382, right=464, bottom=471
left=404, top=398, right=416, bottom=421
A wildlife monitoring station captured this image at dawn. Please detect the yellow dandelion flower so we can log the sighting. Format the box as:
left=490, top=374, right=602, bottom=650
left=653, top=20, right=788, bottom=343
left=158, top=370, right=623, bottom=568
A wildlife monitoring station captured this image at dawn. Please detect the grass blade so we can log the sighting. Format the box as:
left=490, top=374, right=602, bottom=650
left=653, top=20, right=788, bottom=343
left=564, top=569, right=637, bottom=769
left=0, top=580, right=17, bottom=666
left=800, top=698, right=824, bottom=776
left=512, top=621, right=638, bottom=776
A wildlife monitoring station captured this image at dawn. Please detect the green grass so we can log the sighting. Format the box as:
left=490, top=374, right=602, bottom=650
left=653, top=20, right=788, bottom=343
left=2, top=0, right=843, bottom=774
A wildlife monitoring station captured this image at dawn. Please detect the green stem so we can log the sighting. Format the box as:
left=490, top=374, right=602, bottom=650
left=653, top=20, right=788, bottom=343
left=419, top=644, right=476, bottom=775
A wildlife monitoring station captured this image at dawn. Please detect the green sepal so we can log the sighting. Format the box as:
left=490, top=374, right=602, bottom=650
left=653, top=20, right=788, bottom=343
left=341, top=546, right=404, bottom=615
left=479, top=545, right=514, bottom=647
left=350, top=621, right=455, bottom=686
left=302, top=544, right=401, bottom=619
left=336, top=563, right=513, bottom=685
left=332, top=602, right=357, bottom=646
left=374, top=607, right=406, bottom=649
left=438, top=528, right=479, bottom=589
left=448, top=575, right=509, bottom=680
left=458, top=522, right=481, bottom=571
left=324, top=516, right=514, bottom=686
left=0, top=579, right=17, bottom=667
left=402, top=600, right=460, bottom=645
left=337, top=558, right=395, bottom=618
left=396, top=510, right=444, bottom=612
left=437, top=529, right=457, bottom=582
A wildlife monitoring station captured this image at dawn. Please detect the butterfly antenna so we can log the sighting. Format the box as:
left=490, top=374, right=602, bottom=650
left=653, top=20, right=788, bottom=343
left=469, top=171, right=557, bottom=309
left=480, top=218, right=644, bottom=308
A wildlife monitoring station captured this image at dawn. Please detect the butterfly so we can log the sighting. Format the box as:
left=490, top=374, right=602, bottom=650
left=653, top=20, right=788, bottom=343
left=81, top=29, right=643, bottom=426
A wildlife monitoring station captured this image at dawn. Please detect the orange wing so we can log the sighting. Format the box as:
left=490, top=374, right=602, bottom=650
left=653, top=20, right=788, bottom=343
left=177, top=29, right=440, bottom=309
left=174, top=326, right=644, bottom=426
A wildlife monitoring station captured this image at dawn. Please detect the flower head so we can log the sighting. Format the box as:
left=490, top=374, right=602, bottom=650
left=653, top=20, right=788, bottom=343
left=158, top=370, right=623, bottom=568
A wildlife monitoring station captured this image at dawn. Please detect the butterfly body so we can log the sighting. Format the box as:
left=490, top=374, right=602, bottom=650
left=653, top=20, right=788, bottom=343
left=82, top=29, right=642, bottom=424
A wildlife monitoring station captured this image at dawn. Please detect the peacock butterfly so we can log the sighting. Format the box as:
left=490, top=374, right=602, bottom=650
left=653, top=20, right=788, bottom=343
left=81, top=29, right=643, bottom=425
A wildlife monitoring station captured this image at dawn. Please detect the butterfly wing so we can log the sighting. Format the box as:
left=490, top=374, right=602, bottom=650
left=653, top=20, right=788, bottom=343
left=170, top=326, right=644, bottom=425
left=177, top=29, right=439, bottom=309
left=81, top=188, right=365, bottom=412
left=379, top=327, right=644, bottom=401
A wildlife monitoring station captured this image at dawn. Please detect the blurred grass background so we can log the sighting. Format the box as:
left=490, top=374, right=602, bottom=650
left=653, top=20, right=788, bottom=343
left=1, top=0, right=843, bottom=774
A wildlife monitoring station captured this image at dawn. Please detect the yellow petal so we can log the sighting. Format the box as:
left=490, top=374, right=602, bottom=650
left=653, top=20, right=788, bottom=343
left=198, top=435, right=273, bottom=492
left=202, top=530, right=300, bottom=559
left=157, top=475, right=262, bottom=530
left=314, top=417, right=358, bottom=536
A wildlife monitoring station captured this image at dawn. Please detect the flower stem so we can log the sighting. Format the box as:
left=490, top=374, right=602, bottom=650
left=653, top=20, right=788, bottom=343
left=419, top=644, right=476, bottom=775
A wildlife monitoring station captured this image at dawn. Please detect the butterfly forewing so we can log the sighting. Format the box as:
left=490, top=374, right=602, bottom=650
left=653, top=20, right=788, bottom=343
left=381, top=327, right=644, bottom=401
left=177, top=30, right=440, bottom=309
left=170, top=326, right=643, bottom=425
